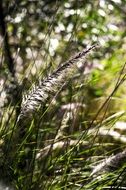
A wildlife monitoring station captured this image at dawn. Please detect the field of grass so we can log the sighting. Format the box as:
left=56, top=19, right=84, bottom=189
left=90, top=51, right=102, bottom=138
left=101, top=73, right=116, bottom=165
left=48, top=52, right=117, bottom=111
left=1, top=1, right=126, bottom=189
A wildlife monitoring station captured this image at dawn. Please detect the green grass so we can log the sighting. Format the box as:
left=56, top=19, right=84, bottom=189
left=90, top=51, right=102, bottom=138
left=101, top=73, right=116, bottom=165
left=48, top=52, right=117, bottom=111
left=1, top=50, right=126, bottom=190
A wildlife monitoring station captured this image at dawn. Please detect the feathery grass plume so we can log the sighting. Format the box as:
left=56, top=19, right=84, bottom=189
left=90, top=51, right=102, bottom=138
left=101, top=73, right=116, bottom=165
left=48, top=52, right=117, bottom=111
left=91, top=148, right=126, bottom=177
left=18, top=45, right=97, bottom=122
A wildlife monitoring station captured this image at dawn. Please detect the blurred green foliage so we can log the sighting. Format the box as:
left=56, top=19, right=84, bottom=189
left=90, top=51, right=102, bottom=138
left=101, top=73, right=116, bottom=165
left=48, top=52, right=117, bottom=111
left=1, top=0, right=126, bottom=93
